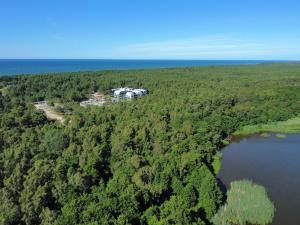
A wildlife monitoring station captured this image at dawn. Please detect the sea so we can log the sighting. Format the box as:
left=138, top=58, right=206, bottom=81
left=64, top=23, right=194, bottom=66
left=0, top=59, right=281, bottom=76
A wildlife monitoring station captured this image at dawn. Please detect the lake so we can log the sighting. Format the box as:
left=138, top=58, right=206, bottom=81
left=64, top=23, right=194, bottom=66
left=218, top=133, right=300, bottom=225
left=0, top=59, right=278, bottom=76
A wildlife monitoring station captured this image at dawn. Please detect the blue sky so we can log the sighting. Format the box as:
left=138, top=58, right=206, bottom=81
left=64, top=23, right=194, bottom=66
left=1, top=0, right=300, bottom=59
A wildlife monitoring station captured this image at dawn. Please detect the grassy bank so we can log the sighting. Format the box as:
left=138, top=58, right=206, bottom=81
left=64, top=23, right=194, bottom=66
left=234, top=117, right=300, bottom=136
left=212, top=180, right=275, bottom=225
left=212, top=152, right=222, bottom=174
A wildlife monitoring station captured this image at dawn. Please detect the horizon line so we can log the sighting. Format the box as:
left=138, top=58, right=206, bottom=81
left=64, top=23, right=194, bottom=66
left=0, top=58, right=297, bottom=61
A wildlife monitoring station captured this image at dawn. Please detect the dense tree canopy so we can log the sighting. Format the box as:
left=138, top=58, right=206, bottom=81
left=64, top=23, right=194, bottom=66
left=0, top=63, right=300, bottom=224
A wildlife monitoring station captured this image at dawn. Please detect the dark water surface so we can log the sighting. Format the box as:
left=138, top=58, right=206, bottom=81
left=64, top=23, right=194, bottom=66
left=218, top=133, right=300, bottom=225
left=0, top=59, right=278, bottom=76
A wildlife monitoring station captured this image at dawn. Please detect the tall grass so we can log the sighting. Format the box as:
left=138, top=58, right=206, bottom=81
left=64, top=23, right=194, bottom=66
left=212, top=180, right=275, bottom=225
left=234, top=117, right=300, bottom=136
left=212, top=152, right=222, bottom=175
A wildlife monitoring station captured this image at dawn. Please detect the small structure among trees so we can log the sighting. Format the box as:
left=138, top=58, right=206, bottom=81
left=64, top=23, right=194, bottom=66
left=111, top=87, right=149, bottom=99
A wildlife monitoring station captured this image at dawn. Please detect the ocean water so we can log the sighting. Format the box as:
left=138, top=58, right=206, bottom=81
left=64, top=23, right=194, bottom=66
left=0, top=59, right=278, bottom=76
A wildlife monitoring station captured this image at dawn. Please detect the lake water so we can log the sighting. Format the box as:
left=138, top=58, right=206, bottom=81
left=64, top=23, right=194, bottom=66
left=0, top=59, right=277, bottom=76
left=218, top=133, right=300, bottom=225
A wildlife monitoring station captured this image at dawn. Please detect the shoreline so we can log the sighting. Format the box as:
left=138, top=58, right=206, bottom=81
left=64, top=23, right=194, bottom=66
left=0, top=59, right=290, bottom=77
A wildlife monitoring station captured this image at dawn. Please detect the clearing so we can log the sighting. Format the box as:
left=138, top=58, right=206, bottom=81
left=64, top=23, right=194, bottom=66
left=34, top=101, right=65, bottom=123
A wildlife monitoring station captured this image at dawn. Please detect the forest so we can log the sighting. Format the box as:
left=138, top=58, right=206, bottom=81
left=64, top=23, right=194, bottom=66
left=1, top=63, right=300, bottom=225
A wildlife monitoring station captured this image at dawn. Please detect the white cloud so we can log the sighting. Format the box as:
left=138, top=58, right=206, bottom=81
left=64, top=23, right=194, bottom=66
left=104, top=35, right=299, bottom=59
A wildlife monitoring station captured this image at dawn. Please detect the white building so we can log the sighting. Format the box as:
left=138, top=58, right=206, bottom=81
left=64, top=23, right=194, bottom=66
left=132, top=89, right=147, bottom=96
left=113, top=88, right=128, bottom=97
left=112, top=87, right=148, bottom=99
left=125, top=91, right=135, bottom=99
